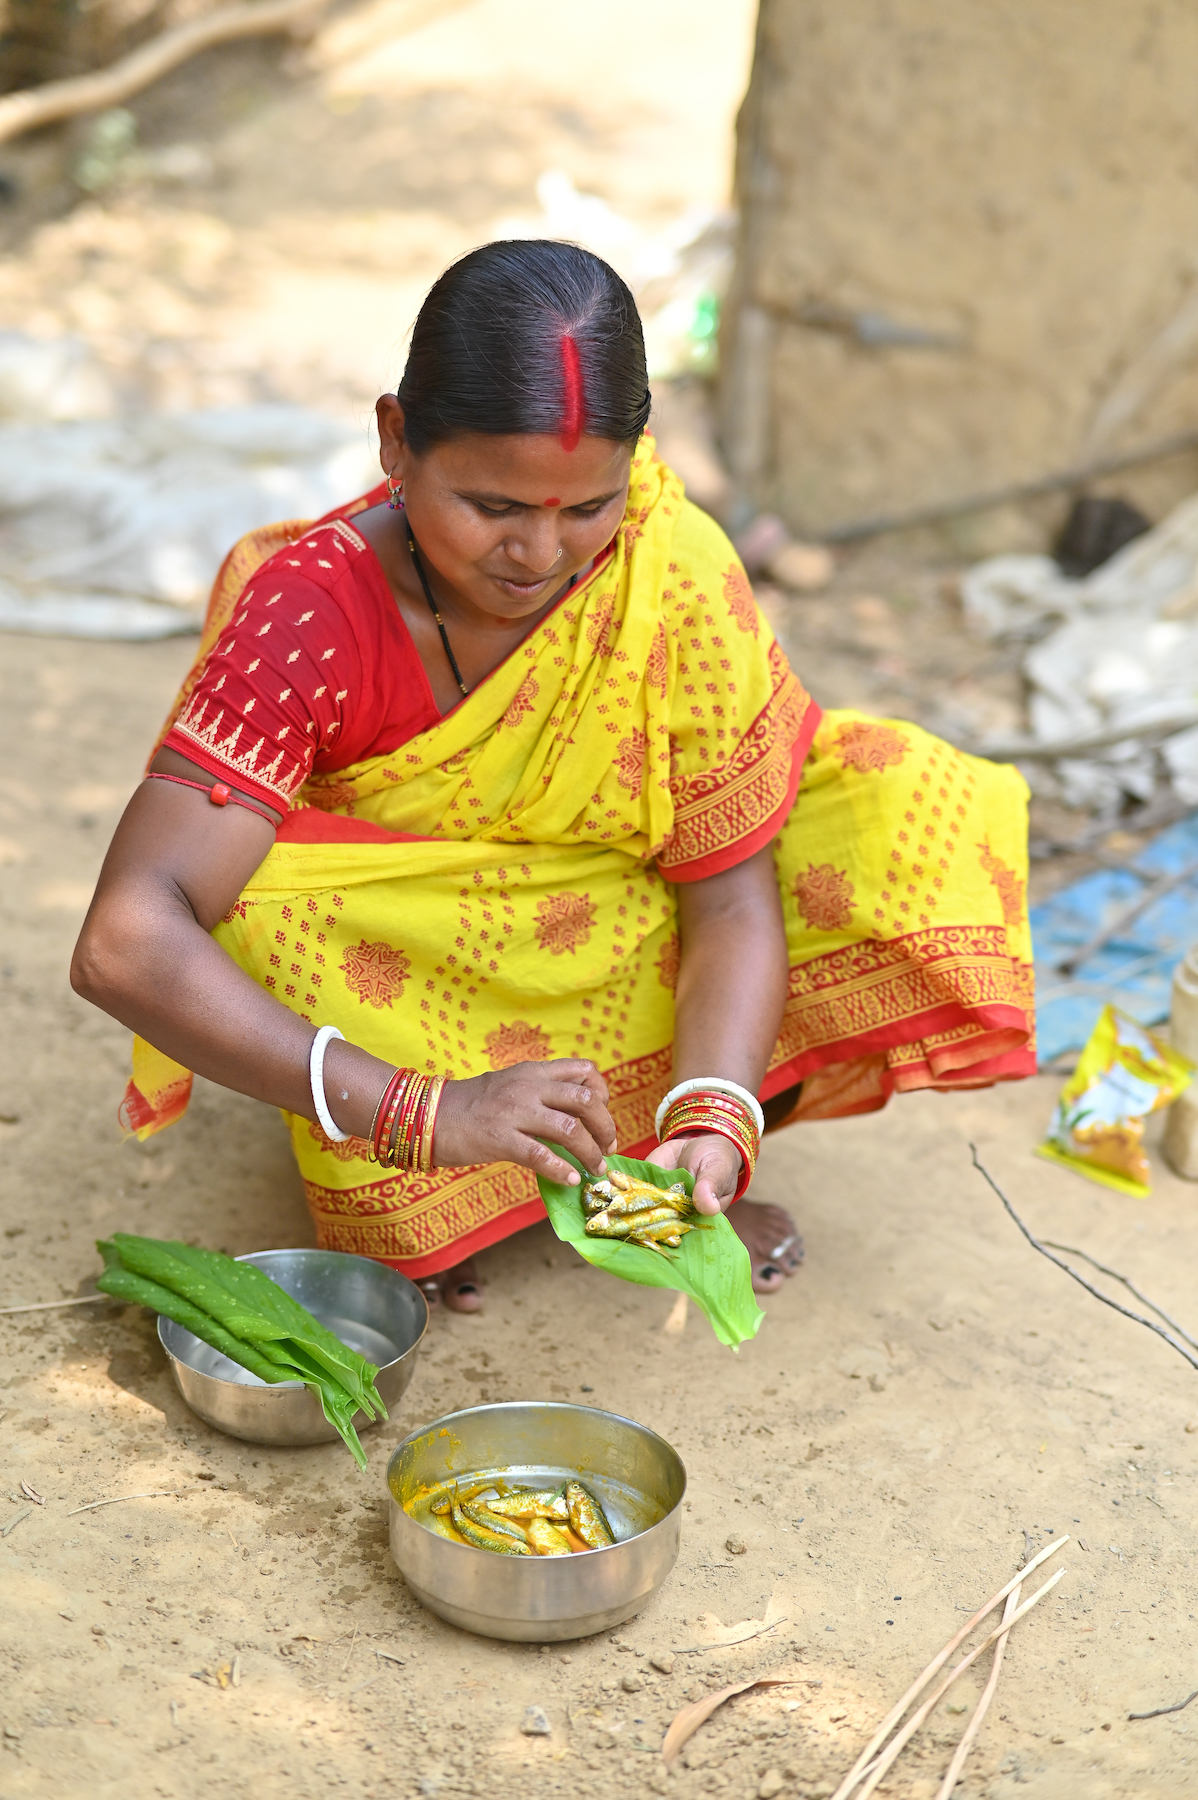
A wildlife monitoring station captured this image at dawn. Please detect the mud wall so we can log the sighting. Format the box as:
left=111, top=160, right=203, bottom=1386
left=720, top=1, right=1198, bottom=540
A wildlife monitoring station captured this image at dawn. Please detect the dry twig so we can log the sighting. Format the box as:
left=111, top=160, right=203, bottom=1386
left=0, top=1294, right=109, bottom=1316
left=0, top=0, right=330, bottom=147
left=673, top=1616, right=788, bottom=1654
left=1042, top=1241, right=1198, bottom=1352
left=852, top=1571, right=1065, bottom=1800
left=1129, top=1688, right=1198, bottom=1722
left=1054, top=858, right=1198, bottom=975
left=2, top=1506, right=31, bottom=1538
left=829, top=1537, right=1067, bottom=1800
left=67, top=1488, right=202, bottom=1516
left=971, top=1147, right=1198, bottom=1372
left=933, top=1583, right=1020, bottom=1800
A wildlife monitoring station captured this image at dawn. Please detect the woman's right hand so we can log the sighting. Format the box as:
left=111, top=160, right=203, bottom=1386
left=432, top=1059, right=617, bottom=1184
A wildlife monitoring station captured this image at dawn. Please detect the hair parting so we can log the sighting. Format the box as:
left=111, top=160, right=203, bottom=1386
left=396, top=241, right=650, bottom=454
left=559, top=334, right=585, bottom=451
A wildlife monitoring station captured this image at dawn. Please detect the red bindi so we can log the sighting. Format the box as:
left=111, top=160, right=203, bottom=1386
left=543, top=497, right=561, bottom=507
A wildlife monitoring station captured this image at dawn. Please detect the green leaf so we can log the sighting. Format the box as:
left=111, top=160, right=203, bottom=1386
left=98, top=1235, right=385, bottom=1469
left=95, top=1265, right=292, bottom=1387
left=536, top=1149, right=764, bottom=1349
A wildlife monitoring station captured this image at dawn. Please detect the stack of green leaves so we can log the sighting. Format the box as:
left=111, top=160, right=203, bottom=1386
left=96, top=1235, right=387, bottom=1469
left=537, top=1149, right=763, bottom=1349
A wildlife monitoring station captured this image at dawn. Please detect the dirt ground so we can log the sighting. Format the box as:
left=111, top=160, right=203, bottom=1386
left=6, top=631, right=1198, bottom=1800
left=5, top=5, right=1198, bottom=1799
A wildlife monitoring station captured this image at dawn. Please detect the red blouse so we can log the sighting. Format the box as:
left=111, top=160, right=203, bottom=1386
left=164, top=498, right=444, bottom=814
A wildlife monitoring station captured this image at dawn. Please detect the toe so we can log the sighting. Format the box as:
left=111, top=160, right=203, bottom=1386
left=444, top=1280, right=484, bottom=1314
left=752, top=1261, right=787, bottom=1295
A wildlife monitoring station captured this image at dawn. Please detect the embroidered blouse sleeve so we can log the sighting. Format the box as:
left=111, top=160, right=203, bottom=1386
left=162, top=568, right=363, bottom=812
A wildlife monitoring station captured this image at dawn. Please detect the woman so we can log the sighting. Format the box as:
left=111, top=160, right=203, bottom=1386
left=72, top=241, right=1034, bottom=1312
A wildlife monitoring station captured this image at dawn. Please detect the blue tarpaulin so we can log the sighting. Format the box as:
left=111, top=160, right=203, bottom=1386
left=1031, top=812, right=1198, bottom=1064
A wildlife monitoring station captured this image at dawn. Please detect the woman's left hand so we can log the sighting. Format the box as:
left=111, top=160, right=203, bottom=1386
left=644, top=1133, right=742, bottom=1215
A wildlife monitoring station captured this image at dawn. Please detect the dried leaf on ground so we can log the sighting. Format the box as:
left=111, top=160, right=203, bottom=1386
left=661, top=1667, right=801, bottom=1766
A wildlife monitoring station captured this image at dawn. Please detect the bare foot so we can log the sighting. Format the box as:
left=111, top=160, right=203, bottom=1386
left=418, top=1257, right=484, bottom=1313
left=728, top=1199, right=804, bottom=1294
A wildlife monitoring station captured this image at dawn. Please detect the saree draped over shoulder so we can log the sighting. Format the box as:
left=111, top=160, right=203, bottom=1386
left=124, top=439, right=1035, bottom=1277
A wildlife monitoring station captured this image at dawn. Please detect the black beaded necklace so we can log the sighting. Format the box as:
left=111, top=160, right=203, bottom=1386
left=406, top=523, right=469, bottom=697
left=405, top=524, right=587, bottom=701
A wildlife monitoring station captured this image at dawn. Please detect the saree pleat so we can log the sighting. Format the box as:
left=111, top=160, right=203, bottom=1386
left=124, top=439, right=1033, bottom=1277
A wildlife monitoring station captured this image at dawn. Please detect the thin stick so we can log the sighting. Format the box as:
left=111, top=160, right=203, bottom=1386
left=853, top=1571, right=1065, bottom=1800
left=961, top=706, right=1198, bottom=766
left=374, top=1649, right=405, bottom=1667
left=1055, top=858, right=1198, bottom=975
left=673, top=1617, right=788, bottom=1655
left=970, top=1148, right=1198, bottom=1372
left=0, top=1295, right=109, bottom=1316
left=1129, top=1688, right=1198, bottom=1722
left=67, top=1489, right=202, bottom=1516
left=1042, top=1241, right=1198, bottom=1352
left=341, top=1625, right=359, bottom=1674
left=829, top=1537, right=1067, bottom=1800
left=0, top=0, right=330, bottom=147
left=934, top=1583, right=1020, bottom=1800
left=1, top=1507, right=31, bottom=1538
left=815, top=426, right=1198, bottom=545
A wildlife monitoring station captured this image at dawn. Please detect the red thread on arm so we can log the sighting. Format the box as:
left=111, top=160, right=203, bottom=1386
left=559, top=335, right=585, bottom=452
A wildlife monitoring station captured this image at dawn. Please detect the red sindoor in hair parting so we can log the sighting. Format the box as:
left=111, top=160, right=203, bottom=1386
left=559, top=335, right=585, bottom=452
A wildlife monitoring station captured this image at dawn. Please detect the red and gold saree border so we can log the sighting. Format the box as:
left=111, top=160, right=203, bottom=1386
left=660, top=647, right=820, bottom=881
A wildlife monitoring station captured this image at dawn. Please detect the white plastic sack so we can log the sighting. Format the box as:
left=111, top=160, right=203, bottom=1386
left=962, top=493, right=1198, bottom=811
left=0, top=406, right=378, bottom=640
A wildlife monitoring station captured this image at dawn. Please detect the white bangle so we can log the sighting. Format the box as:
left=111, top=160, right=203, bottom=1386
left=654, top=1077, right=765, bottom=1139
left=309, top=1025, right=351, bottom=1142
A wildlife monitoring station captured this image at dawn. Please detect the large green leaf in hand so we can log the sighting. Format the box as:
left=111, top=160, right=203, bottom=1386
left=537, top=1148, right=763, bottom=1349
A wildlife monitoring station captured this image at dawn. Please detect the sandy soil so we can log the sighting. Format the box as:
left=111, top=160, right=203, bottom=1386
left=5, top=632, right=1198, bottom=1800
left=4, top=6, right=1198, bottom=1798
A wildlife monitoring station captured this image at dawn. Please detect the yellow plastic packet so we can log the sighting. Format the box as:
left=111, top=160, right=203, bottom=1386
left=1038, top=1004, right=1194, bottom=1197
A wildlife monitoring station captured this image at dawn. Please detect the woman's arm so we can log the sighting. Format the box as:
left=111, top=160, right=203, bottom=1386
left=646, top=841, right=788, bottom=1213
left=71, top=756, right=615, bottom=1184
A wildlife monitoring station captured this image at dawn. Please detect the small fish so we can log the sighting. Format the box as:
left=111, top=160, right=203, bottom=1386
left=582, top=1171, right=690, bottom=1219
left=565, top=1479, right=615, bottom=1549
left=585, top=1204, right=684, bottom=1238
left=451, top=1501, right=532, bottom=1556
left=429, top=1480, right=498, bottom=1516
left=460, top=1501, right=529, bottom=1544
left=481, top=1487, right=570, bottom=1522
left=526, top=1517, right=573, bottom=1556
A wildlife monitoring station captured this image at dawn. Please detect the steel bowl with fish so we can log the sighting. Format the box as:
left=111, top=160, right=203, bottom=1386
left=387, top=1400, right=687, bottom=1642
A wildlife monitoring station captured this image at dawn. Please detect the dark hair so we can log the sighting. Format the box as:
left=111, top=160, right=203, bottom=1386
left=397, top=240, right=651, bottom=455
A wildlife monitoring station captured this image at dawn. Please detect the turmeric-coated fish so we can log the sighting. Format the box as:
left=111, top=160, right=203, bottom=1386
left=565, top=1479, right=615, bottom=1549
left=525, top=1517, right=573, bottom=1556
left=585, top=1203, right=684, bottom=1238
left=582, top=1171, right=690, bottom=1218
left=460, top=1500, right=529, bottom=1544
left=480, top=1487, right=570, bottom=1522
left=451, top=1500, right=532, bottom=1555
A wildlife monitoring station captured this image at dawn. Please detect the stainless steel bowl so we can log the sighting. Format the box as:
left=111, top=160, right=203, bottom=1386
left=157, top=1248, right=427, bottom=1446
left=387, top=1401, right=686, bottom=1642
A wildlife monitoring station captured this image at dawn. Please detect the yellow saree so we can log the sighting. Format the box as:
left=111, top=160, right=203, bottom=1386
left=124, top=438, right=1034, bottom=1276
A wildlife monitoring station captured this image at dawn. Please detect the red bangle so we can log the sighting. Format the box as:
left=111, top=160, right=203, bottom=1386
left=659, top=1089, right=760, bottom=1204
left=371, top=1069, right=408, bottom=1166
